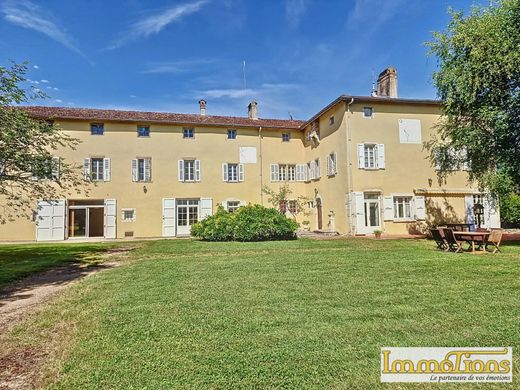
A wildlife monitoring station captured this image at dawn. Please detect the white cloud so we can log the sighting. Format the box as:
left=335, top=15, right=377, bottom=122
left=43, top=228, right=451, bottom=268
left=32, top=64, right=39, bottom=69
left=129, top=95, right=137, bottom=98
left=40, top=79, right=49, bottom=83
left=285, top=0, right=310, bottom=28
left=53, top=87, right=59, bottom=91
left=27, top=78, right=39, bottom=84
left=140, top=59, right=218, bottom=74
left=108, top=0, right=210, bottom=49
left=1, top=0, right=82, bottom=55
left=54, top=99, right=63, bottom=103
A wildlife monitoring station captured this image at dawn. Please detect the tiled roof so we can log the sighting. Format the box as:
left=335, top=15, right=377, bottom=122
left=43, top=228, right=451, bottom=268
left=21, top=106, right=304, bottom=130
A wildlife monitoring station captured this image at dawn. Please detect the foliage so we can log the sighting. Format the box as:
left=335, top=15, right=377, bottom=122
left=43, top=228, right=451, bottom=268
left=426, top=0, right=520, bottom=190
left=191, top=204, right=298, bottom=241
left=262, top=184, right=309, bottom=217
left=0, top=61, right=85, bottom=223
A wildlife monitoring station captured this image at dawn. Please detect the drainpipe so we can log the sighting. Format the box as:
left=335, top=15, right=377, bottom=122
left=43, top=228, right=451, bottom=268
left=258, top=126, right=264, bottom=205
left=346, top=98, right=354, bottom=235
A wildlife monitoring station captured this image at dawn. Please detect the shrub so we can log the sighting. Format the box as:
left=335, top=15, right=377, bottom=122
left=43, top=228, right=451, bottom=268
left=191, top=204, right=298, bottom=241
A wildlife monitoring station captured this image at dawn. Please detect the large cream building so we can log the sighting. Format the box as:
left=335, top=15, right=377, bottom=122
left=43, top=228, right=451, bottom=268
left=0, top=68, right=500, bottom=241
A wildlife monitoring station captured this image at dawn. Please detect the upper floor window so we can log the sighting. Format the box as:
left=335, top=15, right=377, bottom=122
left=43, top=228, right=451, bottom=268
left=394, top=196, right=412, bottom=220
left=137, top=126, right=150, bottom=137
left=282, top=133, right=290, bottom=142
left=178, top=159, right=201, bottom=182
left=227, top=129, right=237, bottom=139
left=326, top=152, right=337, bottom=176
left=358, top=143, right=385, bottom=169
left=91, top=123, right=104, bottom=135
left=132, top=158, right=151, bottom=182
left=83, top=157, right=110, bottom=182
left=222, top=163, right=244, bottom=182
left=271, top=163, right=306, bottom=182
left=329, top=116, right=335, bottom=125
left=363, top=107, right=373, bottom=118
left=183, top=128, right=194, bottom=139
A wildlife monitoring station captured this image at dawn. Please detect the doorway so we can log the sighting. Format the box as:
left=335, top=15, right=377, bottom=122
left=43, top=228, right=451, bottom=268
left=68, top=200, right=104, bottom=238
left=363, top=193, right=381, bottom=232
left=176, top=199, right=199, bottom=235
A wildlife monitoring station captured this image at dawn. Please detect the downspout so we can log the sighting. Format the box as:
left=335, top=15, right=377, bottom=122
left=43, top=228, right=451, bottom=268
left=345, top=98, right=354, bottom=234
left=258, top=126, right=264, bottom=205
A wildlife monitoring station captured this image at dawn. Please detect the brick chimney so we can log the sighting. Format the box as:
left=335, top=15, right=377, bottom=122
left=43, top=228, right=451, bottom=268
left=198, top=99, right=206, bottom=116
left=248, top=100, right=258, bottom=120
left=376, top=67, right=398, bottom=98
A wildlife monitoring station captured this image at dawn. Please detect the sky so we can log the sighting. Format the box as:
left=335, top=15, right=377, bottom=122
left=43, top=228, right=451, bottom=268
left=0, top=0, right=481, bottom=120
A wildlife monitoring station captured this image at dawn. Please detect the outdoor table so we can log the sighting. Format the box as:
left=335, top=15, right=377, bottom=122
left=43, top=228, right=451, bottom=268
left=453, top=231, right=490, bottom=252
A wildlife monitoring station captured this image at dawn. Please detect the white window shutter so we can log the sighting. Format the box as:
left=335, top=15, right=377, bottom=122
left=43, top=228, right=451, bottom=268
left=315, top=159, right=321, bottom=178
left=222, top=163, right=228, bottom=182
left=333, top=152, right=337, bottom=174
left=358, top=144, right=365, bottom=169
left=199, top=198, right=213, bottom=219
left=195, top=160, right=201, bottom=182
left=377, top=144, right=385, bottom=169
left=84, top=158, right=91, bottom=180
left=103, top=158, right=111, bottom=182
left=351, top=192, right=365, bottom=234
left=309, top=161, right=315, bottom=180
left=51, top=156, right=60, bottom=180
left=270, top=164, right=279, bottom=182
left=483, top=194, right=501, bottom=228
left=414, top=195, right=426, bottom=220
left=326, top=155, right=331, bottom=176
left=383, top=196, right=394, bottom=221
left=465, top=195, right=475, bottom=226
left=103, top=199, right=117, bottom=239
left=178, top=160, right=184, bottom=182
left=222, top=201, right=228, bottom=211
left=144, top=158, right=151, bottom=182
left=131, top=159, right=138, bottom=182
left=238, top=164, right=244, bottom=182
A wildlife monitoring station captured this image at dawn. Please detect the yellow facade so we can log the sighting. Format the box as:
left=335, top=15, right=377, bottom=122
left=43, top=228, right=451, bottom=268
left=0, top=95, right=500, bottom=241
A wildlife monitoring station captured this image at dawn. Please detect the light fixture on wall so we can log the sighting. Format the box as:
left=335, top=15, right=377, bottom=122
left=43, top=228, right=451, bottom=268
left=143, top=185, right=148, bottom=194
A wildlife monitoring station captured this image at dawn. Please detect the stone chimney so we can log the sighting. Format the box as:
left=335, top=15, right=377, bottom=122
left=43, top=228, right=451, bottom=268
left=376, top=67, right=398, bottom=98
left=248, top=101, right=258, bottom=120
left=198, top=99, right=206, bottom=116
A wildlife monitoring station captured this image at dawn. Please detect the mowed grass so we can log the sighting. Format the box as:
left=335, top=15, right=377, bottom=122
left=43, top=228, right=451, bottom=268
left=6, top=238, right=520, bottom=389
left=0, top=242, right=123, bottom=290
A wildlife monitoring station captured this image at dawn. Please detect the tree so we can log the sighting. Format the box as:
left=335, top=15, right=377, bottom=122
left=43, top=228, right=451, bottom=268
left=426, top=0, right=520, bottom=222
left=0, top=61, right=84, bottom=223
left=262, top=184, right=309, bottom=217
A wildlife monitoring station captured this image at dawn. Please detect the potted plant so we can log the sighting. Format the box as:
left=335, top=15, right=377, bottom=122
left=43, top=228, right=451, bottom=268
left=373, top=229, right=382, bottom=239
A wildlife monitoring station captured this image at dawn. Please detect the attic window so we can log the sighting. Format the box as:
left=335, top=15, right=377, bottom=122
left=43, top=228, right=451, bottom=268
left=282, top=133, right=290, bottom=142
left=363, top=107, right=373, bottom=118
left=329, top=116, right=335, bottom=125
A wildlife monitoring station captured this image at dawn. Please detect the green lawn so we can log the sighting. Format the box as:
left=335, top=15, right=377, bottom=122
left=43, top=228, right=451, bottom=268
left=3, top=238, right=520, bottom=389
left=0, top=242, right=123, bottom=290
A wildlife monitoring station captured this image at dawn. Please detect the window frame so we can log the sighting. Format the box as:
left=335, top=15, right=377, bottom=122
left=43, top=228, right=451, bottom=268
left=90, top=157, right=104, bottom=181
left=329, top=116, right=335, bottom=125
left=183, top=159, right=196, bottom=182
left=183, top=127, right=194, bottom=139
left=90, top=123, right=104, bottom=135
left=137, top=125, right=150, bottom=137
left=227, top=129, right=237, bottom=140
left=393, top=196, right=413, bottom=220
left=121, top=208, right=136, bottom=222
left=227, top=201, right=241, bottom=212
left=227, top=163, right=239, bottom=182
left=363, top=107, right=374, bottom=118
left=363, top=144, right=378, bottom=169
left=282, top=133, right=290, bottom=142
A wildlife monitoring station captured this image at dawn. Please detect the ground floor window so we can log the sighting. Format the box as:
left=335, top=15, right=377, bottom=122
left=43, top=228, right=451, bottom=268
left=364, top=193, right=380, bottom=228
left=121, top=208, right=136, bottom=222
left=393, top=196, right=412, bottom=219
left=288, top=200, right=298, bottom=214
left=227, top=201, right=240, bottom=212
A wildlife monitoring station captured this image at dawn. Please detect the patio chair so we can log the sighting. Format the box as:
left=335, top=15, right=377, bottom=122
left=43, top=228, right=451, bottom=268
left=476, top=228, right=489, bottom=232
left=430, top=228, right=448, bottom=251
left=443, top=228, right=465, bottom=253
left=485, top=229, right=503, bottom=253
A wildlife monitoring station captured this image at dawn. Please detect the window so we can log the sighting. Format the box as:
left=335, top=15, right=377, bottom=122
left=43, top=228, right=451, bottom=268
left=121, top=209, right=136, bottom=222
left=271, top=164, right=305, bottom=182
left=314, top=158, right=321, bottom=179
left=278, top=164, right=287, bottom=181
left=279, top=200, right=287, bottom=213
left=287, top=165, right=296, bottom=181
left=329, top=116, right=335, bottom=125
left=91, top=158, right=104, bottom=181
left=227, top=129, right=237, bottom=139
left=288, top=200, right=298, bottom=214
left=222, top=163, right=244, bottom=182
left=137, top=126, right=150, bottom=137
left=394, top=196, right=412, bottom=219
left=363, top=107, right=373, bottom=118
left=91, top=123, right=104, bottom=135
left=227, top=201, right=240, bottom=212
left=358, top=144, right=384, bottom=169
left=327, top=152, right=337, bottom=176
left=282, top=133, right=290, bottom=142
left=228, top=164, right=238, bottom=182
left=183, top=128, right=194, bottom=138
left=179, top=159, right=201, bottom=182
left=132, top=158, right=151, bottom=182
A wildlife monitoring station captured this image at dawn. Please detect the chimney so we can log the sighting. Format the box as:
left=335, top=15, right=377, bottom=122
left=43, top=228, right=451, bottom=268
left=248, top=100, right=258, bottom=120
left=376, top=67, right=398, bottom=98
left=198, top=99, right=206, bottom=116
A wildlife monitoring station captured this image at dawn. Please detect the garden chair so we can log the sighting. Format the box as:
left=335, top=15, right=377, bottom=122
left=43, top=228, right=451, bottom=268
left=430, top=228, right=448, bottom=251
left=444, top=228, right=464, bottom=253
left=476, top=228, right=489, bottom=232
left=485, top=229, right=503, bottom=253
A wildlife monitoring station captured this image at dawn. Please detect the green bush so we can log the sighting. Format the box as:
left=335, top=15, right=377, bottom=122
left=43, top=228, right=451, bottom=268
left=191, top=204, right=298, bottom=241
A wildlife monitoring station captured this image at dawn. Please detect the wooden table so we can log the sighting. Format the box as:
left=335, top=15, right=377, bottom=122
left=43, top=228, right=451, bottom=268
left=454, top=231, right=489, bottom=252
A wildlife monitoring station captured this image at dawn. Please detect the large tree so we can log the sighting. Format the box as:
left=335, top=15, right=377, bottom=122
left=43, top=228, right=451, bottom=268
left=427, top=0, right=520, bottom=219
left=0, top=61, right=84, bottom=224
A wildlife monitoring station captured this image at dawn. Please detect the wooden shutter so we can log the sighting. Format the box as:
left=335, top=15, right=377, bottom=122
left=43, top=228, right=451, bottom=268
left=238, top=164, right=244, bottom=182
left=270, top=164, right=279, bottom=182
left=465, top=195, right=475, bottom=226
left=103, top=199, right=117, bottom=239
left=222, top=163, right=228, bottom=182
left=195, top=160, right=201, bottom=182
left=315, top=159, right=321, bottom=178
left=178, top=160, right=184, bottom=182
left=383, top=196, right=394, bottom=221
left=162, top=198, right=176, bottom=237
left=51, top=157, right=60, bottom=180
left=358, top=144, right=365, bottom=168
left=35, top=199, right=66, bottom=241
left=377, top=144, right=385, bottom=169
left=199, top=198, right=213, bottom=219
left=414, top=195, right=426, bottom=220
left=144, top=158, right=151, bottom=182
left=103, top=158, right=111, bottom=182
left=131, top=159, right=138, bottom=182
left=83, top=158, right=91, bottom=180
left=350, top=192, right=365, bottom=235
left=332, top=152, right=337, bottom=174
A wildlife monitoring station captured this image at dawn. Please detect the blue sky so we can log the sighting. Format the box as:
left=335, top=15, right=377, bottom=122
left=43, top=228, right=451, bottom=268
left=1, top=0, right=479, bottom=119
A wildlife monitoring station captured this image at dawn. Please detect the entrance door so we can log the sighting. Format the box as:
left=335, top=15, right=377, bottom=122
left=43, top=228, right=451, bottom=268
left=316, top=197, right=323, bottom=230
left=363, top=193, right=381, bottom=233
left=69, top=208, right=87, bottom=238
left=176, top=199, right=199, bottom=235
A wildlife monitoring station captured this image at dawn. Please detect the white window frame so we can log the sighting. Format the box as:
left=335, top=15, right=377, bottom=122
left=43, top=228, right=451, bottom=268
left=282, top=133, right=290, bottom=142
left=183, top=127, right=194, bottom=139
left=121, top=208, right=136, bottom=222
left=363, top=107, right=374, bottom=118
left=91, top=157, right=104, bottom=181
left=327, top=152, right=337, bottom=176
left=393, top=196, right=413, bottom=220
left=136, top=158, right=151, bottom=182
left=227, top=129, right=237, bottom=140
left=179, top=159, right=201, bottom=182
left=226, top=201, right=241, bottom=212
left=358, top=143, right=385, bottom=170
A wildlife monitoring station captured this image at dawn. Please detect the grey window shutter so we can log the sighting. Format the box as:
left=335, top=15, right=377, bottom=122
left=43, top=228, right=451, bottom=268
left=103, top=157, right=111, bottom=182
left=222, top=163, right=228, bottom=182
left=358, top=144, right=365, bottom=169
left=84, top=158, right=91, bottom=180
left=195, top=160, right=201, bottom=182
left=131, top=159, right=138, bottom=182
